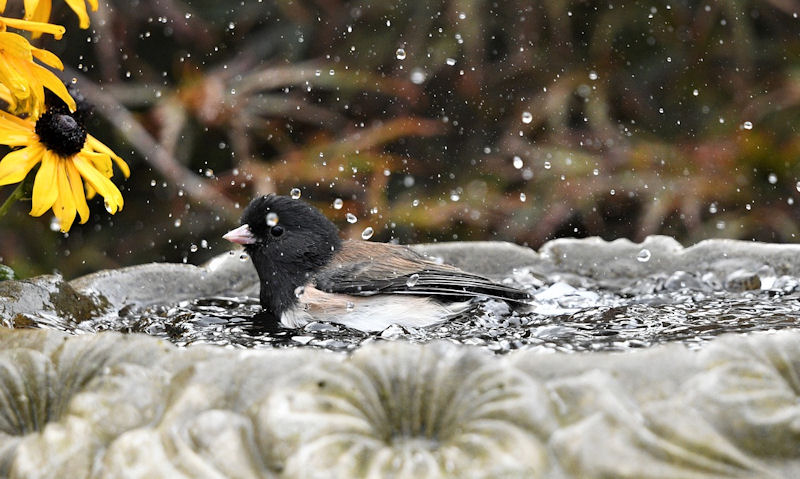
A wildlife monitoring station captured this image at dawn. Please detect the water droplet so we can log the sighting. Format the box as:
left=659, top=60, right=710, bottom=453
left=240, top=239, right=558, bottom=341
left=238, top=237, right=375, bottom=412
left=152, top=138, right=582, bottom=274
left=692, top=89, right=699, bottom=96
left=333, top=198, right=343, bottom=210
left=395, top=48, right=406, bottom=60
left=266, top=212, right=279, bottom=226
left=104, top=200, right=114, bottom=213
left=150, top=179, right=156, bottom=187
left=173, top=218, right=182, bottom=227
left=290, top=188, right=301, bottom=199
left=361, top=226, right=374, bottom=240
left=49, top=217, right=61, bottom=231
left=521, top=111, right=533, bottom=124
left=410, top=68, right=426, bottom=84
left=190, top=244, right=198, bottom=252
left=519, top=192, right=527, bottom=202
left=412, top=199, right=420, bottom=207
left=450, top=193, right=460, bottom=202
left=200, top=239, right=208, bottom=249
left=709, top=203, right=718, bottom=214
left=346, top=212, right=358, bottom=223
left=406, top=273, right=420, bottom=287
left=543, top=161, right=551, bottom=169
left=294, top=285, right=305, bottom=298
left=743, top=121, right=753, bottom=130
left=588, top=71, right=598, bottom=80
left=346, top=301, right=355, bottom=311
left=512, top=156, right=523, bottom=169
left=796, top=181, right=800, bottom=193
left=445, top=57, right=456, bottom=66
left=239, top=253, right=249, bottom=262
left=637, top=249, right=652, bottom=262
left=768, top=173, right=778, bottom=184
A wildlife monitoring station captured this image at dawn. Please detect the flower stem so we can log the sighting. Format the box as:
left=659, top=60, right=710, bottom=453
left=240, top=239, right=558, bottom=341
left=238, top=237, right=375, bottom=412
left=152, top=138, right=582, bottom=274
left=0, top=180, right=28, bottom=219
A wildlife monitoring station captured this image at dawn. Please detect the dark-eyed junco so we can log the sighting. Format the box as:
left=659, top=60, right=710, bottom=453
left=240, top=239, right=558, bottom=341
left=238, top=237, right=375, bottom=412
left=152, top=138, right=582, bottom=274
left=223, top=194, right=531, bottom=331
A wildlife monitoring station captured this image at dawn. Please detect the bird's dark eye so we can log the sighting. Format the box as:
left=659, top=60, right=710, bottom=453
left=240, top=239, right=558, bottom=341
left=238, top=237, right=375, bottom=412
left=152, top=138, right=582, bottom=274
left=270, top=225, right=285, bottom=237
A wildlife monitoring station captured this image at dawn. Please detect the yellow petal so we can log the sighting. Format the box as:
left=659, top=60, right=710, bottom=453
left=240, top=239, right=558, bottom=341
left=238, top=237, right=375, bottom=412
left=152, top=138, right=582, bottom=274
left=0, top=84, right=16, bottom=111
left=0, top=16, right=65, bottom=39
left=0, top=37, right=34, bottom=97
left=0, top=111, right=36, bottom=146
left=0, top=109, right=36, bottom=130
left=0, top=145, right=43, bottom=185
left=85, top=182, right=95, bottom=199
left=31, top=45, right=63, bottom=70
left=31, top=62, right=76, bottom=111
left=23, top=0, right=38, bottom=19
left=64, top=0, right=90, bottom=29
left=86, top=135, right=129, bottom=177
left=0, top=0, right=6, bottom=13
left=79, top=149, right=111, bottom=176
left=30, top=150, right=58, bottom=216
left=73, top=154, right=123, bottom=213
left=26, top=0, right=52, bottom=39
left=53, top=158, right=76, bottom=231
left=0, top=31, right=34, bottom=58
left=87, top=0, right=97, bottom=11
left=66, top=159, right=89, bottom=223
left=0, top=128, right=34, bottom=145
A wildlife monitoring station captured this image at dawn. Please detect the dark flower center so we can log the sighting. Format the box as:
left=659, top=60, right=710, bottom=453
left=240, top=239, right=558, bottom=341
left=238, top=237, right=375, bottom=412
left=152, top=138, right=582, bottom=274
left=35, top=110, right=87, bottom=157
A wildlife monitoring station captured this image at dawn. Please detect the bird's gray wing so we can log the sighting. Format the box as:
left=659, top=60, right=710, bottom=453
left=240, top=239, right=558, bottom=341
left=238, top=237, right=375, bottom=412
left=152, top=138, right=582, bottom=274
left=313, top=241, right=531, bottom=303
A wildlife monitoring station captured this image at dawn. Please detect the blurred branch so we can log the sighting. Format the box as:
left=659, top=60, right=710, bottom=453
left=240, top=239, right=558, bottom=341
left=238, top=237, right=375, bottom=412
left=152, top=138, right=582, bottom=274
left=65, top=69, right=239, bottom=221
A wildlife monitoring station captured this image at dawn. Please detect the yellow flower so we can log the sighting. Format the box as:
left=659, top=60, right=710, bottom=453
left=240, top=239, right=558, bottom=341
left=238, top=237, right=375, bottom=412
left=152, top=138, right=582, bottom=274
left=23, top=0, right=97, bottom=30
left=0, top=108, right=128, bottom=232
left=0, top=30, right=74, bottom=117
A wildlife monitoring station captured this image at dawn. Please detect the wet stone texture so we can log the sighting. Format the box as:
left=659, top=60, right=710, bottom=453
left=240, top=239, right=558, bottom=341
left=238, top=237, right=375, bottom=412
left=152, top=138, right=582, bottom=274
left=5, top=236, right=800, bottom=353
left=2, top=236, right=800, bottom=477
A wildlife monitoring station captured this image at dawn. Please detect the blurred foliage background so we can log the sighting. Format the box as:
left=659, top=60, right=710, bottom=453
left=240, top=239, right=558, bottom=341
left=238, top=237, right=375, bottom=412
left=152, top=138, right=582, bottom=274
left=1, top=0, right=800, bottom=279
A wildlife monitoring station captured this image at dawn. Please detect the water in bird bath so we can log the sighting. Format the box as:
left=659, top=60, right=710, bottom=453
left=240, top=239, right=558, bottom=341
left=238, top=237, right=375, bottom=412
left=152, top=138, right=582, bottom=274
left=68, top=266, right=800, bottom=353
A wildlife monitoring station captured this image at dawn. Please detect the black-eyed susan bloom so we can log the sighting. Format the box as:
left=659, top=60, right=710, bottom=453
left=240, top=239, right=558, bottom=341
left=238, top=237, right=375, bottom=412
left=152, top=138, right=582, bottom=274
left=0, top=16, right=73, bottom=117
left=0, top=108, right=129, bottom=232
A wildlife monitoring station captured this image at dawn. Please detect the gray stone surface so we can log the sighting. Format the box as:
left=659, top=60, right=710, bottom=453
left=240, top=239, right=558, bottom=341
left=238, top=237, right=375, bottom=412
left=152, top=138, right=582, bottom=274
left=0, top=329, right=798, bottom=478
left=539, top=235, right=800, bottom=284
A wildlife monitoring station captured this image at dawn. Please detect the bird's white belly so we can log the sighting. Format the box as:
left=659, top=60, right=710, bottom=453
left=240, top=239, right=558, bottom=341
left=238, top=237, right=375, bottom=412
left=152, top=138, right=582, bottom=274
left=280, top=286, right=471, bottom=332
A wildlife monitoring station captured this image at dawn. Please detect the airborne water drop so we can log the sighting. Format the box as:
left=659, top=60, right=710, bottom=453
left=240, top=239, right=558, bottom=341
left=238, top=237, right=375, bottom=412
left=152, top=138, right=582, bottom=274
left=521, top=112, right=533, bottom=124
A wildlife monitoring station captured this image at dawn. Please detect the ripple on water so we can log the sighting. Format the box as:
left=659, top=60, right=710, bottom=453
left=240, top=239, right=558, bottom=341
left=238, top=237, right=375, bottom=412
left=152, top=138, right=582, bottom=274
left=23, top=271, right=800, bottom=354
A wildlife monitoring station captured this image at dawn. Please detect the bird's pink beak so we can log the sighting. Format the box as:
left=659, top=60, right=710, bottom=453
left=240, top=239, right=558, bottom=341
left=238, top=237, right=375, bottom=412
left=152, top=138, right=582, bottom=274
left=223, top=224, right=256, bottom=245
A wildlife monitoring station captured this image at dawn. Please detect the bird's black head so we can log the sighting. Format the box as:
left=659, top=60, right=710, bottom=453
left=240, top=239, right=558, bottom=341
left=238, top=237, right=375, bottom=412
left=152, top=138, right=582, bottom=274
left=224, top=195, right=342, bottom=320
